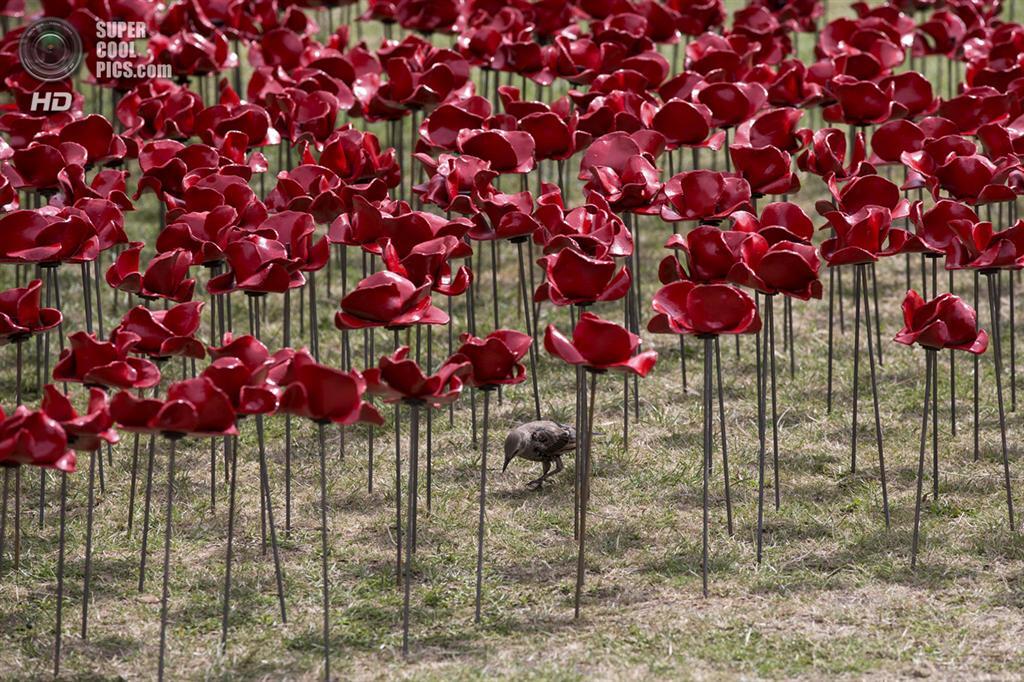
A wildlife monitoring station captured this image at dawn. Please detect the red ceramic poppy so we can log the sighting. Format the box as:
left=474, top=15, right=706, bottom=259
left=111, top=302, right=206, bottom=360
left=894, top=290, right=988, bottom=354
left=641, top=98, right=725, bottom=151
left=277, top=350, right=383, bottom=425
left=694, top=81, right=768, bottom=129
left=534, top=246, right=632, bottom=307
left=660, top=170, right=753, bottom=223
left=195, top=85, right=280, bottom=151
left=730, top=201, right=815, bottom=245
left=265, top=164, right=352, bottom=224
left=820, top=207, right=900, bottom=266
left=937, top=87, right=1011, bottom=136
left=316, top=126, right=401, bottom=193
left=106, top=243, right=196, bottom=302
left=155, top=206, right=240, bottom=266
left=381, top=235, right=472, bottom=297
left=133, top=140, right=224, bottom=205
left=9, top=140, right=87, bottom=191
left=733, top=107, right=811, bottom=153
left=0, top=279, right=62, bottom=344
left=204, top=334, right=292, bottom=416
left=665, top=225, right=751, bottom=283
left=257, top=210, right=330, bottom=272
left=728, top=236, right=823, bottom=300
left=544, top=312, right=657, bottom=376
left=111, top=377, right=238, bottom=437
left=944, top=219, right=1024, bottom=271
left=796, top=127, right=867, bottom=180
left=116, top=78, right=205, bottom=141
left=823, top=76, right=902, bottom=126
left=535, top=190, right=634, bottom=258
left=419, top=97, right=490, bottom=151
left=0, top=406, right=75, bottom=472
left=149, top=29, right=237, bottom=77
left=456, top=129, right=536, bottom=174
left=866, top=119, right=926, bottom=167
left=40, top=385, right=118, bottom=452
left=334, top=270, right=448, bottom=330
left=53, top=331, right=161, bottom=390
left=468, top=190, right=541, bottom=242
left=49, top=114, right=129, bottom=168
left=455, top=329, right=531, bottom=388
left=674, top=0, right=726, bottom=36
left=412, top=153, right=497, bottom=215
left=909, top=199, right=979, bottom=255
left=766, top=59, right=824, bottom=108
left=729, top=144, right=801, bottom=197
left=364, top=347, right=470, bottom=406
left=649, top=280, right=761, bottom=336
left=207, top=234, right=306, bottom=295
left=823, top=174, right=910, bottom=219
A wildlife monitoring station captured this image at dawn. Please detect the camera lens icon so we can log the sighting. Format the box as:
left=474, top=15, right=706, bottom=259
left=19, top=19, right=82, bottom=82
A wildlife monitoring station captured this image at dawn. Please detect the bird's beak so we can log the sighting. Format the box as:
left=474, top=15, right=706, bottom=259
left=502, top=452, right=514, bottom=472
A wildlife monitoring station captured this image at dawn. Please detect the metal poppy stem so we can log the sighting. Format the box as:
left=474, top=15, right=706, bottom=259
left=515, top=239, right=542, bottom=420
left=220, top=436, right=238, bottom=650
left=426, top=325, right=434, bottom=513
left=14, top=342, right=21, bottom=567
left=475, top=387, right=494, bottom=623
left=766, top=295, right=781, bottom=511
left=950, top=269, right=958, bottom=435
left=156, top=437, right=177, bottom=682
left=53, top=470, right=68, bottom=677
left=974, top=270, right=981, bottom=461
left=317, top=422, right=331, bottom=680
left=575, top=370, right=597, bottom=619
left=490, top=239, right=500, bottom=333
left=394, top=398, right=403, bottom=587
left=912, top=350, right=935, bottom=569
left=714, top=337, right=733, bottom=536
left=701, top=336, right=714, bottom=597
left=284, top=287, right=292, bottom=530
left=985, top=271, right=1016, bottom=530
left=402, top=401, right=422, bottom=655
left=756, top=295, right=767, bottom=563
left=249, top=294, right=288, bottom=622
left=827, top=266, right=835, bottom=414
left=858, top=266, right=889, bottom=526
left=138, top=432, right=156, bottom=592
left=80, top=450, right=97, bottom=639
left=1010, top=269, right=1017, bottom=412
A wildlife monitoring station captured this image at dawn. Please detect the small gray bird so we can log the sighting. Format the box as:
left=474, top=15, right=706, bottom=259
left=503, top=420, right=577, bottom=488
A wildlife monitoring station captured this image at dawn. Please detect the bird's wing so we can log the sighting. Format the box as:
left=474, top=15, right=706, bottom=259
left=530, top=422, right=576, bottom=456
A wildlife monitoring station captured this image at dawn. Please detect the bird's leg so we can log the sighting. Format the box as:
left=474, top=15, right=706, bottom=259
left=527, top=460, right=552, bottom=489
left=551, top=456, right=564, bottom=477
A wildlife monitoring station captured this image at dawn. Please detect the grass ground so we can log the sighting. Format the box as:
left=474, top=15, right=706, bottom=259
left=3, top=1, right=1024, bottom=680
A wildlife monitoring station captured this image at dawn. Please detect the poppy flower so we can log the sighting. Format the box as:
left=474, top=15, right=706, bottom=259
left=733, top=107, right=811, bottom=153
left=909, top=199, right=978, bottom=255
left=204, top=335, right=292, bottom=416
left=9, top=140, right=87, bottom=191
left=456, top=129, right=536, bottom=174
left=729, top=144, right=800, bottom=197
left=796, top=127, right=867, bottom=180
left=0, top=406, right=75, bottom=472
left=823, top=174, right=910, bottom=219
left=456, top=330, right=532, bottom=388
left=155, top=206, right=240, bottom=266
left=364, top=347, right=470, bottom=406
left=149, top=29, right=237, bottom=77
left=381, top=235, right=472, bottom=297
left=40, top=385, right=118, bottom=452
left=195, top=85, right=280, bottom=150
left=649, top=280, right=761, bottom=336
left=468, top=191, right=541, bottom=242
left=937, top=87, right=1011, bottom=136
left=694, top=81, right=768, bottom=129
left=879, top=72, right=938, bottom=119
left=823, top=76, right=902, bottom=126
left=535, top=190, right=634, bottom=258
left=641, top=98, right=725, bottom=150
left=534, top=246, right=632, bottom=307
left=0, top=279, right=62, bottom=344
left=419, top=97, right=491, bottom=151
left=207, top=234, right=306, bottom=295
left=334, top=270, right=448, bottom=330
left=660, top=170, right=753, bottom=223
left=675, top=0, right=726, bottom=36
left=728, top=237, right=823, bottom=300
left=766, top=59, right=824, bottom=108
left=866, top=119, right=926, bottom=167
left=544, top=312, right=657, bottom=376
left=894, top=290, right=988, bottom=354
left=730, top=201, right=815, bottom=245
left=111, top=377, right=238, bottom=437
left=820, top=207, right=901, bottom=266
left=258, top=210, right=330, bottom=272
left=930, top=154, right=1018, bottom=206
left=412, top=154, right=497, bottom=215
left=110, top=303, right=206, bottom=360
left=0, top=208, right=98, bottom=265
left=316, top=127, right=401, bottom=193
left=277, top=350, right=383, bottom=425
left=53, top=331, right=161, bottom=390
left=944, top=219, right=1024, bottom=271
left=106, top=243, right=196, bottom=302
left=665, top=225, right=751, bottom=283
left=48, top=114, right=129, bottom=168
left=116, top=78, right=205, bottom=140
left=265, top=164, right=353, bottom=224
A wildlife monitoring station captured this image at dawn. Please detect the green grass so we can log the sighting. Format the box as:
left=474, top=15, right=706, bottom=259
left=3, top=1, right=1024, bottom=679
